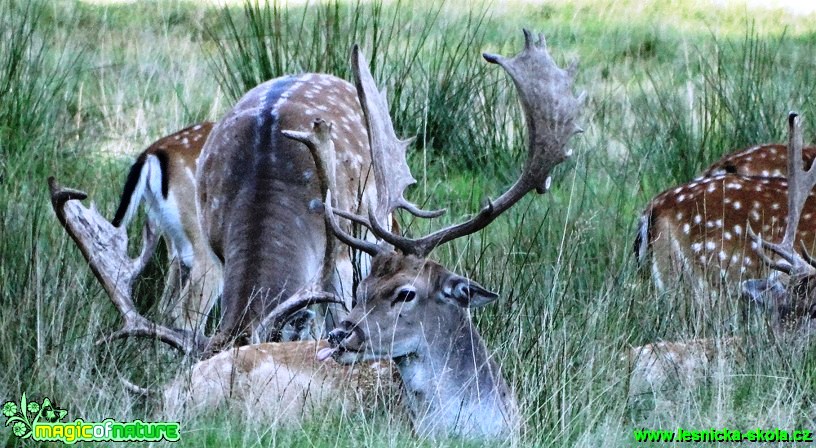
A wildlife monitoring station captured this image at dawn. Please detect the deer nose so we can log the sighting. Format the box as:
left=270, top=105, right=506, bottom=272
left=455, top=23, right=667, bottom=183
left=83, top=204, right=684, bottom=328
left=328, top=326, right=351, bottom=347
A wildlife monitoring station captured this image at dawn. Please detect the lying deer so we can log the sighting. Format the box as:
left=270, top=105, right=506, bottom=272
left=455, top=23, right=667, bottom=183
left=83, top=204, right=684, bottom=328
left=50, top=30, right=582, bottom=440
left=111, top=122, right=222, bottom=337
left=311, top=31, right=582, bottom=438
left=634, top=146, right=816, bottom=295
left=629, top=114, right=816, bottom=397
left=699, top=143, right=816, bottom=179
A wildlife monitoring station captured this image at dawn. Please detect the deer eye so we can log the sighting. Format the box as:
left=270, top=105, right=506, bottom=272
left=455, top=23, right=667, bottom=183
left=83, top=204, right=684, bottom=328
left=391, top=287, right=417, bottom=305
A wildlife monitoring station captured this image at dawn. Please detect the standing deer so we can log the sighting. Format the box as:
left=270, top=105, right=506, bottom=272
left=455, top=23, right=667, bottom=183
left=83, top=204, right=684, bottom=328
left=195, top=66, right=428, bottom=349
left=698, top=143, right=816, bottom=179
left=49, top=30, right=581, bottom=440
left=111, top=122, right=222, bottom=337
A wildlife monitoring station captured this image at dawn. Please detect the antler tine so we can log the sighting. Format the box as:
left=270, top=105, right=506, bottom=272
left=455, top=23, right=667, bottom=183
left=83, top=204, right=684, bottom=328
left=748, top=113, right=816, bottom=277
left=362, top=30, right=583, bottom=257
left=350, top=45, right=445, bottom=226
left=782, top=113, right=816, bottom=246
left=283, top=119, right=339, bottom=283
left=48, top=177, right=199, bottom=355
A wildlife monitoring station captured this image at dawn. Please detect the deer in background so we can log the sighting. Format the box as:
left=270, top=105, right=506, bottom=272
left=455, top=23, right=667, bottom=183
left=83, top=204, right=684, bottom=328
left=629, top=113, right=816, bottom=398
left=111, top=122, right=222, bottom=337
left=634, top=143, right=816, bottom=295
left=49, top=30, right=582, bottom=440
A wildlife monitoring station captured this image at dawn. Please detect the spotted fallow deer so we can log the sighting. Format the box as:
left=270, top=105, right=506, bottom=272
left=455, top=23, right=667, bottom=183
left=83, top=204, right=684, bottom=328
left=194, top=65, right=433, bottom=349
left=629, top=114, right=816, bottom=398
left=111, top=122, right=222, bottom=337
left=698, top=143, right=816, bottom=179
left=634, top=169, right=816, bottom=295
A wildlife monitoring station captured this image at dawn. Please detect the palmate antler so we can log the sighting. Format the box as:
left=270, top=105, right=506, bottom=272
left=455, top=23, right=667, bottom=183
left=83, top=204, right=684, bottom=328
left=748, top=113, right=816, bottom=276
left=49, top=177, right=343, bottom=358
left=48, top=177, right=199, bottom=354
left=328, top=30, right=584, bottom=258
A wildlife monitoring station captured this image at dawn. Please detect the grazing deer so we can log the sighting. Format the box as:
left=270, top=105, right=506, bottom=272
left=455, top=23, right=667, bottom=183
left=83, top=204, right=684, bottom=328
left=111, top=122, right=222, bottom=337
left=49, top=30, right=581, bottom=440
left=629, top=114, right=816, bottom=398
left=194, top=68, right=425, bottom=349
left=698, top=143, right=816, bottom=179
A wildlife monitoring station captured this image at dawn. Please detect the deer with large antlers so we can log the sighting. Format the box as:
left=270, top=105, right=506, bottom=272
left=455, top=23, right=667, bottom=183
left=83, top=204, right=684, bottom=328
left=111, top=122, right=222, bottom=337
left=313, top=31, right=583, bottom=438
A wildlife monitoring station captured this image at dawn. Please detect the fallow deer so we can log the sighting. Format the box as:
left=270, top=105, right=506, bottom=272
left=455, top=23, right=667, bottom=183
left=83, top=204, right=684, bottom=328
left=49, top=30, right=582, bottom=441
left=194, top=68, right=431, bottom=349
left=312, top=31, right=583, bottom=439
left=166, top=31, right=581, bottom=439
left=111, top=122, right=222, bottom=337
left=699, top=143, right=816, bottom=179
left=629, top=114, right=816, bottom=398
left=634, top=173, right=816, bottom=295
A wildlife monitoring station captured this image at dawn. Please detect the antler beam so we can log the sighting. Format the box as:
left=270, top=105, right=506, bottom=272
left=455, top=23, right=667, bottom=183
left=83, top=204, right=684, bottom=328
left=329, top=30, right=584, bottom=258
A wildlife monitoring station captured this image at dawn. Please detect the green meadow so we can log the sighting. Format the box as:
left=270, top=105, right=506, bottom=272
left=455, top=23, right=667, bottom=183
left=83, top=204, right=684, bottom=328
left=1, top=0, right=815, bottom=446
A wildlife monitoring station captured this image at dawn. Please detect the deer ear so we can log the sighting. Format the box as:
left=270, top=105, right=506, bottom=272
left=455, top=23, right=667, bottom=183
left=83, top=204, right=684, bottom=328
left=440, top=273, right=499, bottom=308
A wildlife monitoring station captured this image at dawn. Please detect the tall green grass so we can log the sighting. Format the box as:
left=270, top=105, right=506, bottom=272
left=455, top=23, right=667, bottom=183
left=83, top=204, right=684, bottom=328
left=3, top=0, right=816, bottom=446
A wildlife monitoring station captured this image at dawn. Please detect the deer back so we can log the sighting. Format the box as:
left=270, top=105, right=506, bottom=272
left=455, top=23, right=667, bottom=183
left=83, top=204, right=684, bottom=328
left=197, top=74, right=374, bottom=343
left=700, top=143, right=816, bottom=179
left=162, top=340, right=400, bottom=423
left=635, top=174, right=816, bottom=291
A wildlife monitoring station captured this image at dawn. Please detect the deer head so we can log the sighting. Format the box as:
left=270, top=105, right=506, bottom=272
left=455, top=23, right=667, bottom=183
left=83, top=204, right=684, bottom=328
left=313, top=30, right=583, bottom=439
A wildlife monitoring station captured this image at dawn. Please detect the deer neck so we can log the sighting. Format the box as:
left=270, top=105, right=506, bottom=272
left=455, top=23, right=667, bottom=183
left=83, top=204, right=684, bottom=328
left=218, top=177, right=326, bottom=341
left=395, top=308, right=518, bottom=439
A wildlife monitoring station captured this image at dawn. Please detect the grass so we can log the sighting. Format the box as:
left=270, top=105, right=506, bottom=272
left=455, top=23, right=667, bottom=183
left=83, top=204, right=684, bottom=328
left=2, top=0, right=816, bottom=446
